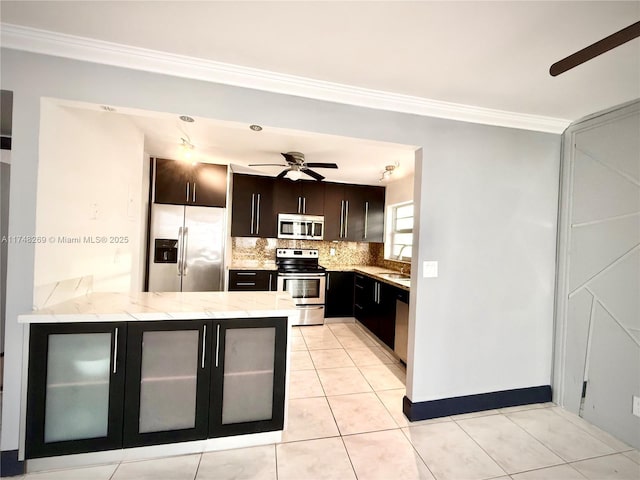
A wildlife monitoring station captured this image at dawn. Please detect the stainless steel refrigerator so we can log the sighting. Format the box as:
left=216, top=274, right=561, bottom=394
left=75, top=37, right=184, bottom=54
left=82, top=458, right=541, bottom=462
left=148, top=204, right=225, bottom=292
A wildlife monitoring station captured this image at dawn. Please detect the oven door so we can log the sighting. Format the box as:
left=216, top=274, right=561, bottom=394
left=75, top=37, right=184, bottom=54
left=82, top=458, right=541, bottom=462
left=277, top=274, right=326, bottom=305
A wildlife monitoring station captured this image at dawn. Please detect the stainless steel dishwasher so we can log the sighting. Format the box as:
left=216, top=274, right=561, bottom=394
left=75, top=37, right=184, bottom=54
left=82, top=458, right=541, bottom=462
left=394, top=289, right=409, bottom=363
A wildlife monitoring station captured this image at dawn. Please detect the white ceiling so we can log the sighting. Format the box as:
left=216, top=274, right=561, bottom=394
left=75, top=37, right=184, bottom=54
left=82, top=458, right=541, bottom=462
left=2, top=1, right=639, bottom=122
left=59, top=100, right=417, bottom=185
left=3, top=1, right=639, bottom=185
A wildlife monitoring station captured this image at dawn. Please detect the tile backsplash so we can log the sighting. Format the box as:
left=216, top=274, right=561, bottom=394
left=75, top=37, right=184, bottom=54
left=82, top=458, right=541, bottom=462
left=231, top=238, right=410, bottom=275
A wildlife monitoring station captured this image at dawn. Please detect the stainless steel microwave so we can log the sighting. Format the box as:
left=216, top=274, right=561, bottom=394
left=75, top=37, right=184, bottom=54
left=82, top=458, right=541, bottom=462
left=277, top=214, right=324, bottom=240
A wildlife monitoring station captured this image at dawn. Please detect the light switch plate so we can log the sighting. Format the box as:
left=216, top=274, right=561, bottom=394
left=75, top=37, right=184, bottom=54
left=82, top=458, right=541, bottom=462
left=330, top=248, right=336, bottom=256
left=633, top=395, right=640, bottom=417
left=423, top=261, right=438, bottom=278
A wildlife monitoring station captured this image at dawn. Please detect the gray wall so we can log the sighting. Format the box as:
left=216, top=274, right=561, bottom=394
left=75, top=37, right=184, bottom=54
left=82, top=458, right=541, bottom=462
left=555, top=100, right=640, bottom=448
left=0, top=49, right=561, bottom=453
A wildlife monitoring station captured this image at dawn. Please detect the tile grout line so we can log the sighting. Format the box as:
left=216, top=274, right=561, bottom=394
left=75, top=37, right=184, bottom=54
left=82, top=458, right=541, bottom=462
left=192, top=452, right=203, bottom=480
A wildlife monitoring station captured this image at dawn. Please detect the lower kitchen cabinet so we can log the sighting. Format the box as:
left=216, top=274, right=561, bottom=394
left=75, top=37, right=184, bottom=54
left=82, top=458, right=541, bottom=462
left=123, top=321, right=211, bottom=447
left=228, top=270, right=277, bottom=291
left=26, top=317, right=288, bottom=459
left=354, top=273, right=405, bottom=350
left=26, top=323, right=127, bottom=458
left=210, top=317, right=287, bottom=437
left=325, top=271, right=354, bottom=318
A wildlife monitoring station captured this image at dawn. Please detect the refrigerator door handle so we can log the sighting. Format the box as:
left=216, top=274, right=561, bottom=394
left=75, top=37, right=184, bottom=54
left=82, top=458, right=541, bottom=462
left=177, top=226, right=184, bottom=275
left=182, top=227, right=189, bottom=276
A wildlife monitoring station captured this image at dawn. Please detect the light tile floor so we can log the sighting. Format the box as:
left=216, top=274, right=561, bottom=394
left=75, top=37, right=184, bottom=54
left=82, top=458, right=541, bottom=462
left=7, top=322, right=640, bottom=479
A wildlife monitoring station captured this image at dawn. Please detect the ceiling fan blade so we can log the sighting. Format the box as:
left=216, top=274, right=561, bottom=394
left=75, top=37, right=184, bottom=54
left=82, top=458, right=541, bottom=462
left=550, top=21, right=640, bottom=76
left=302, top=168, right=325, bottom=181
left=248, top=163, right=287, bottom=167
left=304, top=163, right=338, bottom=169
left=276, top=169, right=290, bottom=179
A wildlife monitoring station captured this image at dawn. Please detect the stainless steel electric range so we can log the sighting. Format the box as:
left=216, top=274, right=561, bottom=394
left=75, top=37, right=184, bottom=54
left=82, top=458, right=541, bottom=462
left=276, top=248, right=326, bottom=326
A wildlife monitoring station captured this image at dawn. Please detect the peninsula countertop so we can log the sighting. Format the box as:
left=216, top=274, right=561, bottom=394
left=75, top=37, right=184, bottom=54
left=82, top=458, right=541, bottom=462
left=18, top=291, right=298, bottom=323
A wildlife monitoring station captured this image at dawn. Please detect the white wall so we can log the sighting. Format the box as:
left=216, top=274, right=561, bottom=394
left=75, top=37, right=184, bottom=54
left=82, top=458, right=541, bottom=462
left=407, top=126, right=560, bottom=401
left=1, top=50, right=561, bottom=454
left=384, top=173, right=414, bottom=207
left=33, top=102, right=146, bottom=307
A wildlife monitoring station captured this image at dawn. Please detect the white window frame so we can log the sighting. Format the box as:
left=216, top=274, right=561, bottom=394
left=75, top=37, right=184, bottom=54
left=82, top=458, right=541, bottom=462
left=385, top=201, right=413, bottom=263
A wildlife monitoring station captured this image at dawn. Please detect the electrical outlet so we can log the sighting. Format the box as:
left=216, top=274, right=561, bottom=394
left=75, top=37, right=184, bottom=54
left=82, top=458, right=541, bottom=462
left=633, top=395, right=640, bottom=418
left=423, top=261, right=438, bottom=278
left=330, top=248, right=336, bottom=256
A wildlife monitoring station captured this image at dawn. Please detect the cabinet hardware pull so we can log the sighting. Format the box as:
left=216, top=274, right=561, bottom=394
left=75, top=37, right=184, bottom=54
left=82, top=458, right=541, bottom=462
left=326, top=273, right=330, bottom=290
left=269, top=273, right=273, bottom=291
left=201, top=325, right=207, bottom=369
left=112, top=327, right=119, bottom=374
left=215, top=324, right=221, bottom=367
left=303, top=197, right=306, bottom=214
left=236, top=282, right=256, bottom=286
left=340, top=201, right=345, bottom=238
left=236, top=272, right=256, bottom=276
left=256, top=193, right=261, bottom=234
left=364, top=201, right=369, bottom=239
left=298, top=196, right=302, bottom=214
left=192, top=182, right=196, bottom=202
left=186, top=182, right=190, bottom=203
left=345, top=200, right=349, bottom=238
left=250, top=194, right=256, bottom=235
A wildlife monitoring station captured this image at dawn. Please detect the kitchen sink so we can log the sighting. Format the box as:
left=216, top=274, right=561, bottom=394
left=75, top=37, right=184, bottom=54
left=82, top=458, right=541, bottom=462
left=381, top=273, right=410, bottom=280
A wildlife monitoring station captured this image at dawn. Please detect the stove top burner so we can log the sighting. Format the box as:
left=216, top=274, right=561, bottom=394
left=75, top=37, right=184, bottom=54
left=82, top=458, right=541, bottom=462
left=276, top=248, right=324, bottom=274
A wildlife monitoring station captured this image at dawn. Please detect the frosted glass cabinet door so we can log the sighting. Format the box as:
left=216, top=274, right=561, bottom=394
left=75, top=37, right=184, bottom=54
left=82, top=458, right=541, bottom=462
left=210, top=317, right=287, bottom=437
left=26, top=323, right=126, bottom=459
left=123, top=320, right=211, bottom=447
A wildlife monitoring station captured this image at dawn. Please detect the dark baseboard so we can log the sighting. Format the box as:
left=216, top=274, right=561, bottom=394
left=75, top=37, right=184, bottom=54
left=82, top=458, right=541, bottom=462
left=403, top=385, right=552, bottom=421
left=1, top=450, right=24, bottom=477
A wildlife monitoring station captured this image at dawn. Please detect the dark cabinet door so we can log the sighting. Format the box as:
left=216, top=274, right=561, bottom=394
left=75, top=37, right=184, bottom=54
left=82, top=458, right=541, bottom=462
left=26, top=323, right=127, bottom=458
left=231, top=174, right=276, bottom=238
left=344, top=185, right=385, bottom=243
left=123, top=321, right=211, bottom=447
left=228, top=270, right=276, bottom=291
left=273, top=179, right=302, bottom=214
left=210, top=317, right=287, bottom=437
left=273, top=179, right=325, bottom=215
left=300, top=181, right=325, bottom=215
left=354, top=273, right=377, bottom=334
left=344, top=185, right=366, bottom=241
left=154, top=159, right=228, bottom=207
left=154, top=157, right=192, bottom=205
left=191, top=163, right=227, bottom=207
left=325, top=271, right=355, bottom=318
left=361, top=185, right=385, bottom=243
left=323, top=183, right=345, bottom=241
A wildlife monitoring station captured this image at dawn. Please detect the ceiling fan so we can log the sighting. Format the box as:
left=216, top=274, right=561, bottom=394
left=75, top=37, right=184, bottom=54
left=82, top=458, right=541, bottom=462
left=550, top=21, right=640, bottom=76
left=249, top=152, right=338, bottom=181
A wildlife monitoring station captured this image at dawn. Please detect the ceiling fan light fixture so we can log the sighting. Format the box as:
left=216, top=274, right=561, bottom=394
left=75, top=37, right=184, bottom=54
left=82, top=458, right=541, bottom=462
left=285, top=169, right=302, bottom=181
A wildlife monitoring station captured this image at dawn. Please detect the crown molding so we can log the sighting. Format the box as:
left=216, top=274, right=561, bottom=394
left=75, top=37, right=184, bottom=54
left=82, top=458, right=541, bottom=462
left=1, top=23, right=570, bottom=133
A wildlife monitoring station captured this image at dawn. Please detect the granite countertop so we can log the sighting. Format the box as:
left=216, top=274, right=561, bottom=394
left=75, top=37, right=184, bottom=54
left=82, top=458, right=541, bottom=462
left=18, top=291, right=297, bottom=323
left=351, top=266, right=411, bottom=291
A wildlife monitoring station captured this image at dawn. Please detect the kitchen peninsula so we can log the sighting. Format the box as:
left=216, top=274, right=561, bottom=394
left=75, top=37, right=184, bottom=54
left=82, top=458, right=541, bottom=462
left=18, top=291, right=296, bottom=471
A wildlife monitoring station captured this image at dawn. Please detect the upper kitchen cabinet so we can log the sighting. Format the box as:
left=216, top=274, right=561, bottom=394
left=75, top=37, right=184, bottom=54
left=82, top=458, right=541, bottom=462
left=274, top=178, right=325, bottom=216
left=324, top=183, right=385, bottom=242
left=231, top=174, right=276, bottom=238
left=153, top=158, right=227, bottom=208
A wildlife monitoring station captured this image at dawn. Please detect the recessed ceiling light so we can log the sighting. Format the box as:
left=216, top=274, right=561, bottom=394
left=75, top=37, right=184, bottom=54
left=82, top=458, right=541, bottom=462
left=100, top=105, right=116, bottom=112
left=249, top=124, right=263, bottom=132
left=179, top=115, right=195, bottom=123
